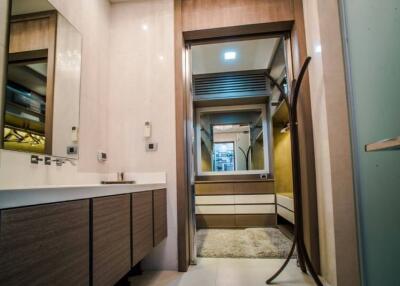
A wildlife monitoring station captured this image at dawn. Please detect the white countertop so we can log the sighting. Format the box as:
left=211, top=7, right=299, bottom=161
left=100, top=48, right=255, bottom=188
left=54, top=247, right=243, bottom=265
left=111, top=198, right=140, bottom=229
left=0, top=183, right=166, bottom=209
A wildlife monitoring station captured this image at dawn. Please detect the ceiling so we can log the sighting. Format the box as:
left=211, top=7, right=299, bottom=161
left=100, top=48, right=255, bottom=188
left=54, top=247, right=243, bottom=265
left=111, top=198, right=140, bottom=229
left=12, top=0, right=54, bottom=16
left=192, top=38, right=280, bottom=75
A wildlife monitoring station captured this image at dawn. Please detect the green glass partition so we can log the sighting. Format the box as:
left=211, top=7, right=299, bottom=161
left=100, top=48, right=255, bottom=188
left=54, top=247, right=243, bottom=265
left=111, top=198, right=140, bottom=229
left=341, top=1, right=400, bottom=285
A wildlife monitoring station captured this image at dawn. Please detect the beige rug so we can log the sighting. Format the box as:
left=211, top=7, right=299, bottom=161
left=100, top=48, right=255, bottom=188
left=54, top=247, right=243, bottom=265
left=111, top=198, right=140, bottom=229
left=197, top=228, right=294, bottom=258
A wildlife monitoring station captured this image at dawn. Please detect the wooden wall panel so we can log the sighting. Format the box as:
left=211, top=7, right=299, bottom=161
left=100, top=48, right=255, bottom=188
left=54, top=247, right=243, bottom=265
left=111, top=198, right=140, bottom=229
left=0, top=200, right=89, bottom=286
left=92, top=195, right=131, bottom=286
left=9, top=17, right=51, bottom=53
left=289, top=0, right=320, bottom=272
left=132, top=191, right=154, bottom=266
left=182, top=0, right=294, bottom=32
left=175, top=0, right=190, bottom=272
left=195, top=181, right=274, bottom=195
left=153, top=189, right=168, bottom=246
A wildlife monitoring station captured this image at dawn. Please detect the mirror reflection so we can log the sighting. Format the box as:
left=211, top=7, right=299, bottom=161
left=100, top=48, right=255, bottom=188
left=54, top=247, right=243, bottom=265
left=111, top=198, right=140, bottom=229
left=198, top=106, right=267, bottom=173
left=2, top=0, right=82, bottom=158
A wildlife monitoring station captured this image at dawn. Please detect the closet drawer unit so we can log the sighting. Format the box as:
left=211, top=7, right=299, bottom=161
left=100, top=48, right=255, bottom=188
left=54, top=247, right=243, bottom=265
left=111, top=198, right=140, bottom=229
left=195, top=183, right=234, bottom=195
left=276, top=194, right=294, bottom=211
left=235, top=204, right=276, bottom=214
left=234, top=194, right=275, bottom=204
left=195, top=195, right=235, bottom=205
left=234, top=181, right=274, bottom=194
left=277, top=205, right=295, bottom=224
left=196, top=205, right=235, bottom=214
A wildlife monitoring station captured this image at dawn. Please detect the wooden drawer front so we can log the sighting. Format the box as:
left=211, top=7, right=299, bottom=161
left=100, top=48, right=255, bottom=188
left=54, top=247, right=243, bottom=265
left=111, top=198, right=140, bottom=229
left=132, top=191, right=153, bottom=266
left=277, top=205, right=295, bottom=224
left=153, top=189, right=168, bottom=246
left=234, top=194, right=275, bottom=204
left=196, top=205, right=235, bottom=214
left=235, top=204, right=276, bottom=214
left=196, top=195, right=235, bottom=205
left=234, top=182, right=274, bottom=194
left=0, top=200, right=89, bottom=286
left=196, top=214, right=236, bottom=228
left=276, top=194, right=294, bottom=211
left=92, top=195, right=131, bottom=286
left=235, top=214, right=276, bottom=227
left=195, top=183, right=234, bottom=195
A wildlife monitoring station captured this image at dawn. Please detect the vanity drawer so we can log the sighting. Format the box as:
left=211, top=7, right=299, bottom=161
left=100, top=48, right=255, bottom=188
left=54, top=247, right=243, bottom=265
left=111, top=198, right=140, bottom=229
left=132, top=191, right=154, bottom=266
left=0, top=200, right=90, bottom=286
left=153, top=189, right=168, bottom=246
left=92, top=195, right=131, bottom=286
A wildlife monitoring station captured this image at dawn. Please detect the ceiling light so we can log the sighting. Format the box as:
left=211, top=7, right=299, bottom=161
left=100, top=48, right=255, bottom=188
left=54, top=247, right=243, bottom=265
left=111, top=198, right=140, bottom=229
left=224, top=51, right=236, bottom=60
left=141, top=24, right=148, bottom=31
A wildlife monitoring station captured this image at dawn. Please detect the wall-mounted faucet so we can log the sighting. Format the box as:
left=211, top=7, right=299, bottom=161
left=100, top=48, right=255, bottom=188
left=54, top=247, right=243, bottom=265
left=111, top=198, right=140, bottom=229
left=31, top=155, right=43, bottom=164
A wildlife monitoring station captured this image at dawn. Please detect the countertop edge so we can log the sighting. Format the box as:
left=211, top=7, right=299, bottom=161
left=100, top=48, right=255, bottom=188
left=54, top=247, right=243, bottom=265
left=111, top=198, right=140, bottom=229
left=0, top=183, right=167, bottom=210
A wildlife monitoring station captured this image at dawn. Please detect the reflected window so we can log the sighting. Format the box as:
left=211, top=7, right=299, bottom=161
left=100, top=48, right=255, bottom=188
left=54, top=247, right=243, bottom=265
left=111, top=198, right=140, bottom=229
left=213, top=141, right=235, bottom=171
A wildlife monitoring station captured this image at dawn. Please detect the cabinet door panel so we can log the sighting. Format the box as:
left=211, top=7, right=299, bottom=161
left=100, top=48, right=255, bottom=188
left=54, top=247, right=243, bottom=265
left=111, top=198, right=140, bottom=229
left=132, top=191, right=153, bottom=266
left=92, top=194, right=131, bottom=286
left=0, top=200, right=89, bottom=286
left=153, top=189, right=167, bottom=246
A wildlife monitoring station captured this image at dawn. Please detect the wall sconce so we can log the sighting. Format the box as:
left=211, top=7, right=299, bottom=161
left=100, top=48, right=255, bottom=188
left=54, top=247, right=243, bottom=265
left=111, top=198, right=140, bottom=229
left=280, top=123, right=290, bottom=134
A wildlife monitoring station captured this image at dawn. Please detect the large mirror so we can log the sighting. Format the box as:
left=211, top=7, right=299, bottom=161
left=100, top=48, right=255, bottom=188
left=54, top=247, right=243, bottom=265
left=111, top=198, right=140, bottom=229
left=196, top=105, right=270, bottom=175
left=2, top=0, right=82, bottom=158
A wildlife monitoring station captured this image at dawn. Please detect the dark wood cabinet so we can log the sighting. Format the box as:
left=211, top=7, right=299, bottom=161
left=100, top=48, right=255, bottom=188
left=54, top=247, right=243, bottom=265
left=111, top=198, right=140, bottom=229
left=131, top=191, right=154, bottom=266
left=153, top=189, right=168, bottom=246
left=92, top=194, right=131, bottom=286
left=0, top=200, right=90, bottom=286
left=0, top=188, right=168, bottom=285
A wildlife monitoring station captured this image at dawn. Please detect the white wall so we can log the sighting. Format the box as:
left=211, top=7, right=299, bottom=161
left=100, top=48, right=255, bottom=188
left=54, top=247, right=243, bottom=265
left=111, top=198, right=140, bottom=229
left=107, top=0, right=177, bottom=270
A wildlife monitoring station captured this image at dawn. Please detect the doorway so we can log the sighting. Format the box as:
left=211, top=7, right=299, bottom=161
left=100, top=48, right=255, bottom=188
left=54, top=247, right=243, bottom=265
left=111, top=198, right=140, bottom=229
left=185, top=35, right=299, bottom=262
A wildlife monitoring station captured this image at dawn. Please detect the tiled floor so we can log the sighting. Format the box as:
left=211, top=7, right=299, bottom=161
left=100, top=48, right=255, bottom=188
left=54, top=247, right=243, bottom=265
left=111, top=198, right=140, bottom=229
left=129, top=258, right=322, bottom=286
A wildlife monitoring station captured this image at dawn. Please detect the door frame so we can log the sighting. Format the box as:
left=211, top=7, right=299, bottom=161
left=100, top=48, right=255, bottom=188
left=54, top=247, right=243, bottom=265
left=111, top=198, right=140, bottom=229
left=174, top=10, right=321, bottom=274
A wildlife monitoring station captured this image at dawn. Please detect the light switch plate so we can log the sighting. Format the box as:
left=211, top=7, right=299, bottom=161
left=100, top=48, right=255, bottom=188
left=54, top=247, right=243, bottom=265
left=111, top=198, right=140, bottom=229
left=145, top=142, right=158, bottom=151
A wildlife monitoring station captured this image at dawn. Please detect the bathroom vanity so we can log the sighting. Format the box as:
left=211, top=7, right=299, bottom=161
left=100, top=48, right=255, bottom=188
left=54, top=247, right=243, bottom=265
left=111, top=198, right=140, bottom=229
left=0, top=184, right=168, bottom=286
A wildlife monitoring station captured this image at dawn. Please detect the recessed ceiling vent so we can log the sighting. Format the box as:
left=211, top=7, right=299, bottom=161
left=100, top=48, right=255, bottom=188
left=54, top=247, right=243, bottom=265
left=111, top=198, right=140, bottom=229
left=193, top=70, right=270, bottom=100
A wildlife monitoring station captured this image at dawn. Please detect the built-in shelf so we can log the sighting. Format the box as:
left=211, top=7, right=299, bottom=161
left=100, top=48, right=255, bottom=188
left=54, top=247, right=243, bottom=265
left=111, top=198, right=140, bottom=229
left=365, top=137, right=400, bottom=152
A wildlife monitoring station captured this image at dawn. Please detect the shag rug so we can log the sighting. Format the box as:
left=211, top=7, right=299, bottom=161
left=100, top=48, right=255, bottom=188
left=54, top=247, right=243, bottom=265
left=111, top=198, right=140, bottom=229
left=197, top=228, right=294, bottom=259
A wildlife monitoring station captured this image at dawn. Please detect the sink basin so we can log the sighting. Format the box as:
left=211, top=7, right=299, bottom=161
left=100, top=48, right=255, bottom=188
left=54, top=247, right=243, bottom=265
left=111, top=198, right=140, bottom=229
left=100, top=181, right=136, bottom=185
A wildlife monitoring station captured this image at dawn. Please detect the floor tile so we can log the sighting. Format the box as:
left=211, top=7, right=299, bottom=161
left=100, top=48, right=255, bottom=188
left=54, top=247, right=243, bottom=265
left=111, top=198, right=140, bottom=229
left=130, top=258, right=320, bottom=286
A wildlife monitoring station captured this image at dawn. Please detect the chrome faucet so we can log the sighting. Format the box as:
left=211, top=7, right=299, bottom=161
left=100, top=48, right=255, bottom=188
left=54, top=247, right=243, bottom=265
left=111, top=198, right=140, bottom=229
left=117, top=172, right=125, bottom=182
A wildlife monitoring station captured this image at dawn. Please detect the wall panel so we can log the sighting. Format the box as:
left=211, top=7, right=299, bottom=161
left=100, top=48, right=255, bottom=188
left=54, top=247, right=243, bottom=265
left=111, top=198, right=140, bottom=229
left=182, top=0, right=294, bottom=32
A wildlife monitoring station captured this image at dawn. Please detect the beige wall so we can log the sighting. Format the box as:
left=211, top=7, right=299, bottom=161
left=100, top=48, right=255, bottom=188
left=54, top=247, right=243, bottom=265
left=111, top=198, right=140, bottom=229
left=107, top=0, right=177, bottom=270
left=302, top=0, right=360, bottom=285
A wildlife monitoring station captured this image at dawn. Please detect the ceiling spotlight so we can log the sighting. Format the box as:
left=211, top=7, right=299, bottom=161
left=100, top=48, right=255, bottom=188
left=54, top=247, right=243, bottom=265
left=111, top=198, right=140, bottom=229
left=224, top=51, right=236, bottom=60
